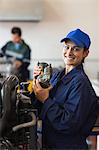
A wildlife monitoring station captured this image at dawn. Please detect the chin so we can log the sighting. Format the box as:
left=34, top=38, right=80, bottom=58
left=64, top=60, right=74, bottom=65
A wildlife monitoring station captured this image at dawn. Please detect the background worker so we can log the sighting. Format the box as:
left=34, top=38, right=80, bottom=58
left=0, top=27, right=31, bottom=82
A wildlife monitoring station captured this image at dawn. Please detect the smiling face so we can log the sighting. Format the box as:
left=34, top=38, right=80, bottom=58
left=62, top=40, right=89, bottom=69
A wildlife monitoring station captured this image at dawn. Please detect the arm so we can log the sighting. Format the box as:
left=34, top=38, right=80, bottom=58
left=15, top=45, right=31, bottom=69
left=39, top=78, right=97, bottom=134
left=0, top=43, right=8, bottom=57
left=22, top=46, right=31, bottom=68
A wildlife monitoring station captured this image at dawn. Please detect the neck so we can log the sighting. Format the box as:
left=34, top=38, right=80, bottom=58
left=65, top=65, right=75, bottom=75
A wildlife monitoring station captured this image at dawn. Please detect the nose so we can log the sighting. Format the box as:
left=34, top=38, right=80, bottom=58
left=65, top=47, right=73, bottom=56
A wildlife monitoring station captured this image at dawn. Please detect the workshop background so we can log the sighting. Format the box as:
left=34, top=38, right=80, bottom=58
left=0, top=0, right=99, bottom=149
left=0, top=0, right=99, bottom=79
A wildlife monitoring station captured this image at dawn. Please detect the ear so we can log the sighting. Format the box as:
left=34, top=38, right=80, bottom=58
left=83, top=50, right=89, bottom=58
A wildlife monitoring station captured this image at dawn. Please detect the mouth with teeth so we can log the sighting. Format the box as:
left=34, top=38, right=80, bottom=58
left=66, top=57, right=74, bottom=60
left=63, top=54, right=76, bottom=65
left=64, top=55, right=75, bottom=60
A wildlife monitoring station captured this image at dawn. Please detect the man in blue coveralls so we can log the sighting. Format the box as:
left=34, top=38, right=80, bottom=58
left=0, top=27, right=31, bottom=82
left=32, top=29, right=98, bottom=149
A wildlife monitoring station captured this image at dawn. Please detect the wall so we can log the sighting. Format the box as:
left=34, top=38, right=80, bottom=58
left=0, top=0, right=43, bottom=21
left=0, top=0, right=99, bottom=79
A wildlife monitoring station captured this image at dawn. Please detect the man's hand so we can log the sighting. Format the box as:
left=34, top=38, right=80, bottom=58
left=33, top=79, right=52, bottom=103
left=14, top=60, right=22, bottom=69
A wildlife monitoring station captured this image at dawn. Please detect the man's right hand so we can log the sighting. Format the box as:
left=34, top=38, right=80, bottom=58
left=14, top=60, right=22, bottom=69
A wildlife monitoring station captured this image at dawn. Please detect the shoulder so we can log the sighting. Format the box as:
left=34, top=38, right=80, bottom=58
left=73, top=70, right=96, bottom=95
left=22, top=40, right=31, bottom=51
left=74, top=70, right=90, bottom=85
left=1, top=41, right=13, bottom=51
left=3, top=41, right=13, bottom=46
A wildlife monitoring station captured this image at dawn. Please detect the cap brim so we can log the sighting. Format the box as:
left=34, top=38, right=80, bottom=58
left=60, top=38, right=67, bottom=43
left=60, top=37, right=84, bottom=48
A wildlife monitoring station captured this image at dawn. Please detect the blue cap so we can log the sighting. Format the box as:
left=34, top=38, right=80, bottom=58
left=61, top=29, right=91, bottom=49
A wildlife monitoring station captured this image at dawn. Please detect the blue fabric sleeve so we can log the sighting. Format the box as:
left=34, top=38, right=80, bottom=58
left=40, top=78, right=97, bottom=134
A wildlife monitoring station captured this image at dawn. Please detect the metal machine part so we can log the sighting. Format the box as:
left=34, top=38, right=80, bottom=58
left=19, top=82, right=30, bottom=96
left=0, top=75, right=38, bottom=150
left=35, top=62, right=52, bottom=88
left=0, top=57, right=13, bottom=79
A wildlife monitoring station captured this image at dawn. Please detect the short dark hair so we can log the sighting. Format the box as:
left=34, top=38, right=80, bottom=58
left=82, top=48, right=88, bottom=63
left=11, top=27, right=22, bottom=37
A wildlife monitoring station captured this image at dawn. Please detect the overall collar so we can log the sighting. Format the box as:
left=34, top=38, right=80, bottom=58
left=60, top=64, right=84, bottom=85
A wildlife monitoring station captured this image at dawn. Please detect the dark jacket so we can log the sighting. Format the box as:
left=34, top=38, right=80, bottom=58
left=32, top=64, right=98, bottom=149
left=1, top=40, right=31, bottom=81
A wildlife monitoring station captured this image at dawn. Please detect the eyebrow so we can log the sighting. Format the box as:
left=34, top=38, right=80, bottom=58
left=64, top=44, right=80, bottom=48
